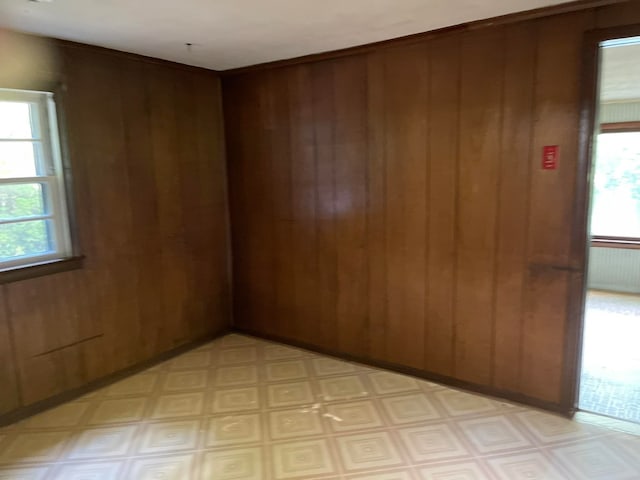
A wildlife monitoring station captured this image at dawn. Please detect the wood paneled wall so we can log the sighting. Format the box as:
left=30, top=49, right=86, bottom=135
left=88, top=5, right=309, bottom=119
left=223, top=2, right=640, bottom=412
left=0, top=40, right=231, bottom=417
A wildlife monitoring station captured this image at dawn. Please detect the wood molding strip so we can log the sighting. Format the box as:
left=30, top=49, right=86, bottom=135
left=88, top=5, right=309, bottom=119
left=592, top=239, right=640, bottom=249
left=0, top=329, right=230, bottom=427
left=0, top=256, right=84, bottom=285
left=54, top=38, right=220, bottom=74
left=600, top=121, right=640, bottom=132
left=221, top=0, right=631, bottom=75
left=232, top=327, right=573, bottom=416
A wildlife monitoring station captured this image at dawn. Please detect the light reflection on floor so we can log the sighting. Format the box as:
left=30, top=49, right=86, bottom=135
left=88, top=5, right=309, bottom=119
left=0, top=332, right=638, bottom=478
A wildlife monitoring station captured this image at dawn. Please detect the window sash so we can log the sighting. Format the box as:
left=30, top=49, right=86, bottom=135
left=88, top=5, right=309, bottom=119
left=0, top=215, right=53, bottom=226
left=0, top=250, right=64, bottom=271
left=0, top=89, right=71, bottom=271
left=0, top=177, right=56, bottom=224
left=590, top=130, right=640, bottom=240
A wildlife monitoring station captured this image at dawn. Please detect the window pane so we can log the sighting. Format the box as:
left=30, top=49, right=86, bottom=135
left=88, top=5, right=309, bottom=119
left=0, top=183, right=46, bottom=221
left=0, top=102, right=35, bottom=139
left=0, top=141, right=40, bottom=178
left=591, top=132, right=640, bottom=238
left=0, top=219, right=52, bottom=261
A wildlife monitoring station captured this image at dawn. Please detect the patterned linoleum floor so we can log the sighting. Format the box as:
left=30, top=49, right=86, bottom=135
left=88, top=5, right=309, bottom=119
left=0, top=334, right=639, bottom=479
left=580, top=290, right=640, bottom=424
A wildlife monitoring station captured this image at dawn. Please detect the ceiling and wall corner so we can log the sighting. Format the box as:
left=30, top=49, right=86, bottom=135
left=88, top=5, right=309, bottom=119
left=1, top=0, right=582, bottom=70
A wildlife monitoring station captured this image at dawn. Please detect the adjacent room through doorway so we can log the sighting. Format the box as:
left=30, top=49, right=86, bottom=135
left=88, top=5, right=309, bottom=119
left=580, top=36, right=640, bottom=424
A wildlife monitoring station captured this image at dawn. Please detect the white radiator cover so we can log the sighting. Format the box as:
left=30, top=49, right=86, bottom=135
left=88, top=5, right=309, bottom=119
left=588, top=247, right=640, bottom=294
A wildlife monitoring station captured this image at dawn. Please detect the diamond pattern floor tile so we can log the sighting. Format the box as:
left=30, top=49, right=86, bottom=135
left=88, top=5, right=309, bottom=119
left=199, top=447, right=263, bottom=480
left=137, top=420, right=200, bottom=454
left=127, top=453, right=195, bottom=480
left=206, top=413, right=263, bottom=448
left=0, top=333, right=638, bottom=479
left=325, top=400, right=385, bottom=433
left=163, top=370, right=208, bottom=392
left=272, top=439, right=336, bottom=479
left=50, top=460, right=124, bottom=480
left=268, top=408, right=325, bottom=440
left=417, top=460, right=493, bottom=480
left=486, top=451, right=567, bottom=480
left=0, top=432, right=71, bottom=465
left=87, top=398, right=147, bottom=425
left=456, top=415, right=533, bottom=454
left=335, top=431, right=404, bottom=472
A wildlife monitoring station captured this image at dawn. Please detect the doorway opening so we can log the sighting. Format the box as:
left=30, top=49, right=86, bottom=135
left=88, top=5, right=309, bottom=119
left=579, top=35, right=640, bottom=424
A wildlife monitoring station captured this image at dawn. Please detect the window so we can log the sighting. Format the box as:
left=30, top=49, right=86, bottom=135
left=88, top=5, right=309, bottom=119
left=0, top=88, right=72, bottom=271
left=591, top=129, right=640, bottom=241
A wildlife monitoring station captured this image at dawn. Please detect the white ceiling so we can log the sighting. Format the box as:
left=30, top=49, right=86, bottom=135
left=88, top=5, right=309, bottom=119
left=601, top=42, right=640, bottom=102
left=0, top=0, right=577, bottom=71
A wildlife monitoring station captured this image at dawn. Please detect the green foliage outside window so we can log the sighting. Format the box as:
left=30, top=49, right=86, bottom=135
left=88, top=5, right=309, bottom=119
left=591, top=132, right=640, bottom=238
left=0, top=184, right=50, bottom=260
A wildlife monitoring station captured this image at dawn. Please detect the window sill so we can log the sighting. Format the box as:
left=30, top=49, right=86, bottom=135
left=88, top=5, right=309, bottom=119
left=591, top=239, right=640, bottom=250
left=0, top=256, right=85, bottom=285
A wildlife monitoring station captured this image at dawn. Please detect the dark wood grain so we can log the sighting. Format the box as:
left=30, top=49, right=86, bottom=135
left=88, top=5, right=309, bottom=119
left=520, top=11, right=594, bottom=404
left=2, top=0, right=638, bottom=421
left=0, top=38, right=231, bottom=414
left=366, top=52, right=387, bottom=361
left=332, top=57, right=369, bottom=357
left=287, top=65, right=319, bottom=346
left=424, top=35, right=459, bottom=378
left=379, top=45, right=429, bottom=369
left=224, top=2, right=640, bottom=412
left=492, top=22, right=537, bottom=393
left=454, top=29, right=503, bottom=385
left=0, top=289, right=20, bottom=415
left=311, top=62, right=339, bottom=350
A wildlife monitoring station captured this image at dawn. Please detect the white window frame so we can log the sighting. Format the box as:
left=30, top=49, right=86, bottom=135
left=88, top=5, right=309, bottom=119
left=0, top=88, right=72, bottom=271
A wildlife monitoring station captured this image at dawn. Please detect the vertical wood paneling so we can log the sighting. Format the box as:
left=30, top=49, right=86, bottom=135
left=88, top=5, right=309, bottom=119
left=252, top=72, right=279, bottom=338
left=595, top=1, right=640, bottom=27
left=521, top=11, right=594, bottom=403
left=223, top=3, right=635, bottom=412
left=381, top=46, right=429, bottom=369
left=493, top=22, right=537, bottom=392
left=527, top=14, right=590, bottom=268
left=312, top=62, right=339, bottom=349
left=0, top=288, right=20, bottom=415
left=72, top=50, right=139, bottom=374
left=424, top=36, right=459, bottom=377
left=174, top=70, right=204, bottom=340
left=146, top=62, right=188, bottom=350
left=119, top=57, right=163, bottom=360
left=454, top=30, right=504, bottom=385
left=225, top=74, right=272, bottom=335
left=287, top=65, right=318, bottom=345
left=0, top=43, right=231, bottom=414
left=269, top=68, right=295, bottom=338
left=193, top=73, right=231, bottom=337
left=366, top=53, right=388, bottom=360
left=333, top=56, right=369, bottom=357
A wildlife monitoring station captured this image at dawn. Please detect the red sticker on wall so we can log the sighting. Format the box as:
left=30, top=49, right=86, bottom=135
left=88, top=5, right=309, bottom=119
left=542, top=145, right=559, bottom=170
